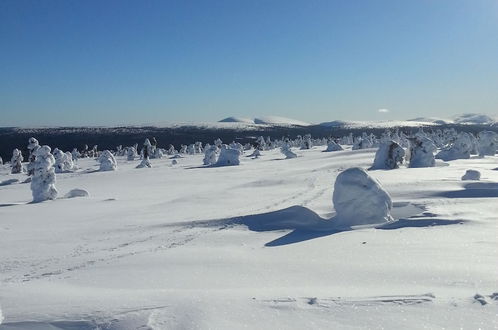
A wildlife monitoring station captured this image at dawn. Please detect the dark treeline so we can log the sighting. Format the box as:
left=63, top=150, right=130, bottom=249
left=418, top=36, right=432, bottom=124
left=1, top=124, right=496, bottom=161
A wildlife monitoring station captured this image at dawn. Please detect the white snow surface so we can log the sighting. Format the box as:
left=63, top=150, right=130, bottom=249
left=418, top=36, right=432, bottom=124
left=1, top=147, right=498, bottom=329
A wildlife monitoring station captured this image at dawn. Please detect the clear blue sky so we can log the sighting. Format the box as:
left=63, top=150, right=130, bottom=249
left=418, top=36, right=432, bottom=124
left=1, top=0, right=497, bottom=126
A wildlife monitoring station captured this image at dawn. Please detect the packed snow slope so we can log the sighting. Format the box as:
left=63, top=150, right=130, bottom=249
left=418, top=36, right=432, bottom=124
left=1, top=148, right=498, bottom=329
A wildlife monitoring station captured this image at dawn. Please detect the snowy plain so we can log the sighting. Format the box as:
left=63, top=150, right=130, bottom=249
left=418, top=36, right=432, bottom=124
left=0, top=146, right=497, bottom=329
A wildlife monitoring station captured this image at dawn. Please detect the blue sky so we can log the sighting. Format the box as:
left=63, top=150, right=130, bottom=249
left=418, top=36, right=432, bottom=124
left=1, top=0, right=497, bottom=126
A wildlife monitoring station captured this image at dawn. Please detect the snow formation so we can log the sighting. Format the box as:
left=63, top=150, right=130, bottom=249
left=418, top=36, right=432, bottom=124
left=461, top=170, right=481, bottom=181
left=332, top=167, right=393, bottom=227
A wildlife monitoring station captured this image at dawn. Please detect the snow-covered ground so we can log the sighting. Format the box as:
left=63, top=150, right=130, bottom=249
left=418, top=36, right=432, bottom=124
left=1, top=147, right=497, bottom=329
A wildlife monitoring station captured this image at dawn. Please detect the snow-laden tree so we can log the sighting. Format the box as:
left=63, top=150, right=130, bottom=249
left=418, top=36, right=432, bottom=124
left=194, top=142, right=203, bottom=154
left=0, top=156, right=3, bottom=165
left=166, top=145, right=177, bottom=155
left=187, top=144, right=196, bottom=155
left=127, top=146, right=138, bottom=161
left=71, top=148, right=81, bottom=161
left=27, top=137, right=40, bottom=176
left=215, top=145, right=240, bottom=166
left=137, top=139, right=152, bottom=168
left=332, top=167, right=393, bottom=227
left=477, top=131, right=497, bottom=157
left=214, top=138, right=223, bottom=148
left=10, top=148, right=24, bottom=174
left=98, top=150, right=117, bottom=171
left=256, top=136, right=266, bottom=150
left=300, top=134, right=313, bottom=149
left=203, top=144, right=218, bottom=165
left=179, top=145, right=188, bottom=154
left=280, top=143, right=297, bottom=159
left=53, top=148, right=73, bottom=173
left=408, top=136, right=436, bottom=168
left=324, top=140, right=343, bottom=152
left=370, top=141, right=405, bottom=170
left=154, top=147, right=164, bottom=159
left=31, top=145, right=58, bottom=203
left=436, top=132, right=473, bottom=161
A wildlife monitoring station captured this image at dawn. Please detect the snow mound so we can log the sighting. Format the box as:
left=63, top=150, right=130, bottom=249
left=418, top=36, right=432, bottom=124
left=254, top=116, right=310, bottom=126
left=332, top=167, right=393, bottom=227
left=219, top=117, right=255, bottom=124
left=461, top=170, right=481, bottom=181
left=64, top=188, right=89, bottom=198
left=453, top=113, right=496, bottom=125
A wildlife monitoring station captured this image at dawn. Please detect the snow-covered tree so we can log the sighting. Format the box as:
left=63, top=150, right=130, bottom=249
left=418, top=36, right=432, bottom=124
left=300, top=134, right=313, bottom=149
left=215, top=145, right=241, bottom=166
left=332, top=167, right=393, bottom=227
left=10, top=148, right=24, bottom=174
left=280, top=143, right=297, bottom=159
left=26, top=137, right=40, bottom=176
left=126, top=146, right=138, bottom=161
left=137, top=139, right=152, bottom=168
left=0, top=156, right=3, bottom=165
left=31, top=145, right=58, bottom=203
left=98, top=150, right=117, bottom=171
left=436, top=132, right=473, bottom=161
left=408, top=136, right=436, bottom=168
left=52, top=149, right=75, bottom=172
left=203, top=144, right=218, bottom=165
left=71, top=148, right=81, bottom=161
left=477, top=131, right=497, bottom=157
left=370, top=141, right=405, bottom=170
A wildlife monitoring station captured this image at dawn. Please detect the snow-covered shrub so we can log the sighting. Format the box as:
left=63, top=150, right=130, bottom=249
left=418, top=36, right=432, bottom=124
left=478, top=131, right=497, bottom=157
left=436, top=132, right=473, bottom=161
left=370, top=141, right=405, bottom=170
left=98, top=150, right=117, bottom=171
left=10, top=148, right=24, bottom=174
left=281, top=143, right=297, bottom=159
left=408, top=136, right=436, bottom=168
left=332, top=167, right=393, bottom=227
left=203, top=145, right=218, bottom=165
left=31, top=145, right=58, bottom=202
left=324, top=140, right=343, bottom=152
left=215, top=145, right=240, bottom=166
left=461, top=170, right=480, bottom=181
